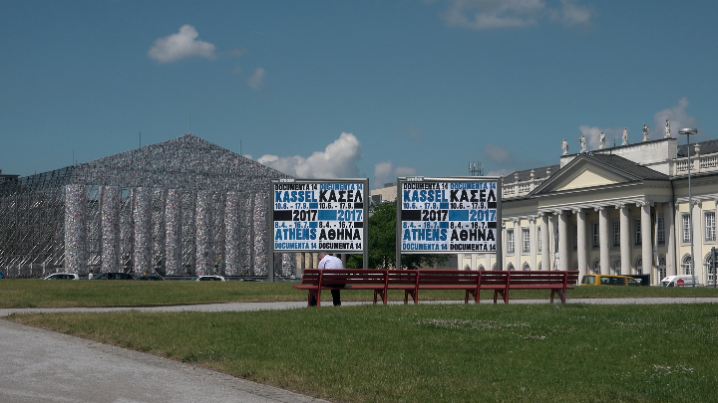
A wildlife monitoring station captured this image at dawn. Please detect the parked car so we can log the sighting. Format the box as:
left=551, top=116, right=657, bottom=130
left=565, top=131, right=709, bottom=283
left=660, top=275, right=697, bottom=287
left=581, top=274, right=639, bottom=286
left=43, top=273, right=80, bottom=280
left=91, top=272, right=134, bottom=280
left=194, top=275, right=226, bottom=282
left=135, top=275, right=165, bottom=281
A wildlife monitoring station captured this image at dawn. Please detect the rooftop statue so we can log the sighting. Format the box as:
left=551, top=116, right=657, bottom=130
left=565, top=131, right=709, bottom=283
left=643, top=123, right=649, bottom=142
left=665, top=119, right=671, bottom=138
left=599, top=132, right=605, bottom=149
left=621, top=127, right=629, bottom=146
left=579, top=134, right=587, bottom=153
left=561, top=138, right=569, bottom=155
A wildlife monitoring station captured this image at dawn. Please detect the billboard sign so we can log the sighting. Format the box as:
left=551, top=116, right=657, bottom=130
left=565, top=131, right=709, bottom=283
left=396, top=176, right=502, bottom=255
left=270, top=178, right=368, bottom=253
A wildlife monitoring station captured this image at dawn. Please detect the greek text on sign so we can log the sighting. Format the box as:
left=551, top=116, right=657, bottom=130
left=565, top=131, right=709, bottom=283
left=400, top=181, right=498, bottom=252
left=272, top=182, right=365, bottom=251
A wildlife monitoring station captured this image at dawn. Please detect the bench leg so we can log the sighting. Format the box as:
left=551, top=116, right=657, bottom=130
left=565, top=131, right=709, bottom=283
left=404, top=290, right=408, bottom=304
left=558, top=289, right=566, bottom=304
left=374, top=290, right=378, bottom=305
left=550, top=290, right=555, bottom=303
left=493, top=290, right=498, bottom=304
left=464, top=290, right=469, bottom=304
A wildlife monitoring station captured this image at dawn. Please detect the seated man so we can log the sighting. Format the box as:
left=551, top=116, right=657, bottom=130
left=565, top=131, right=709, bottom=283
left=310, top=252, right=344, bottom=307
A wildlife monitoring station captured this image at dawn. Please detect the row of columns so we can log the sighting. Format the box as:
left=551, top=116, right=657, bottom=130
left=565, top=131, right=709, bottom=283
left=537, top=201, right=675, bottom=280
left=65, top=185, right=265, bottom=276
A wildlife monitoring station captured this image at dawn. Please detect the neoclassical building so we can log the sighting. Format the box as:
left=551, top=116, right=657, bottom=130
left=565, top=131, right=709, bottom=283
left=458, top=132, right=718, bottom=286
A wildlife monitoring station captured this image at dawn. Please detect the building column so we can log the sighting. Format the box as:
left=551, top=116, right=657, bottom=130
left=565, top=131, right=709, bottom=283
left=619, top=204, right=631, bottom=276
left=164, top=189, right=182, bottom=276
left=485, top=253, right=491, bottom=270
left=64, top=184, right=86, bottom=274
left=513, top=219, right=520, bottom=270
left=541, top=213, right=550, bottom=271
left=692, top=200, right=703, bottom=283
left=576, top=209, right=587, bottom=277
left=548, top=213, right=557, bottom=270
left=101, top=186, right=120, bottom=273
left=312, top=253, right=319, bottom=269
left=470, top=254, right=477, bottom=270
left=640, top=201, right=653, bottom=279
left=529, top=217, right=537, bottom=270
left=224, top=191, right=240, bottom=276
left=597, top=206, right=609, bottom=275
left=558, top=211, right=569, bottom=271
left=195, top=190, right=211, bottom=276
left=665, top=202, right=676, bottom=276
left=133, top=187, right=152, bottom=275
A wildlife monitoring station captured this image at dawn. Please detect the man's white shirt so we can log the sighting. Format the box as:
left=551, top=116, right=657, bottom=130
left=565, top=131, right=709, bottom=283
left=318, top=255, right=343, bottom=269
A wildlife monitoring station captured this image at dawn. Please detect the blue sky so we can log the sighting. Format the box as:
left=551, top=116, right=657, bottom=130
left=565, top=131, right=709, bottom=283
left=1, top=0, right=716, bottom=188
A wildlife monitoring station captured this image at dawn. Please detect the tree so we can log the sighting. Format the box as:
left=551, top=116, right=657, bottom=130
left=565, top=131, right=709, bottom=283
left=346, top=202, right=448, bottom=269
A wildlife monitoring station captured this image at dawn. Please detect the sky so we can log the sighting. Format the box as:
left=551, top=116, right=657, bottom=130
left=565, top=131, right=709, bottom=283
left=1, top=0, right=717, bottom=188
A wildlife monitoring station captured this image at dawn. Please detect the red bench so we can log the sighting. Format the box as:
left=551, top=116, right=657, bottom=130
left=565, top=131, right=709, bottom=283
left=293, top=269, right=579, bottom=306
left=502, top=270, right=579, bottom=304
left=292, top=269, right=389, bottom=307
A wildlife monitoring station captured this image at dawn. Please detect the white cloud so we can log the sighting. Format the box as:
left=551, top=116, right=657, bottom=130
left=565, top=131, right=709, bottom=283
left=484, top=144, right=512, bottom=163
left=148, top=25, right=216, bottom=63
left=439, top=0, right=592, bottom=29
left=651, top=97, right=698, bottom=140
left=258, top=132, right=362, bottom=178
left=247, top=68, right=266, bottom=89
left=559, top=0, right=592, bottom=26
left=374, top=161, right=418, bottom=188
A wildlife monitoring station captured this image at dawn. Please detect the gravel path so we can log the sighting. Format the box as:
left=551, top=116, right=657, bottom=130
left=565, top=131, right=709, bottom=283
left=2, top=297, right=718, bottom=317
left=0, top=319, right=328, bottom=403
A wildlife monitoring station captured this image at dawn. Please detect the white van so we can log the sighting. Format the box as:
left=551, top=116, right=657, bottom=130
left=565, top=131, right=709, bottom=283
left=660, top=275, right=697, bottom=287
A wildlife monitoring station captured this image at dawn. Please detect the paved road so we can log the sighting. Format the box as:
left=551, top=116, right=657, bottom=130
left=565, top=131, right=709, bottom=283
left=0, top=319, right=328, bottom=403
left=2, top=297, right=717, bottom=403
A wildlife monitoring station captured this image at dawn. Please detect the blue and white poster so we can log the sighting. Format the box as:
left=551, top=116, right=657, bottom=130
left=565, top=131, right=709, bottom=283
left=398, top=178, right=500, bottom=253
left=271, top=179, right=367, bottom=252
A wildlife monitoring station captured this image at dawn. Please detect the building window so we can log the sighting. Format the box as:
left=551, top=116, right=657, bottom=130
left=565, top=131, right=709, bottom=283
left=657, top=216, right=665, bottom=244
left=612, top=259, right=621, bottom=275
left=537, top=227, right=542, bottom=252
left=592, top=259, right=600, bottom=274
left=658, top=257, right=666, bottom=281
left=634, top=219, right=642, bottom=246
left=706, top=255, right=715, bottom=285
left=682, top=255, right=693, bottom=275
left=636, top=258, right=642, bottom=275
left=507, top=263, right=515, bottom=271
left=522, top=262, right=531, bottom=271
left=507, top=230, right=514, bottom=254
left=592, top=223, right=599, bottom=248
left=682, top=214, right=691, bottom=243
left=705, top=211, right=716, bottom=242
left=521, top=228, right=530, bottom=253
left=613, top=221, right=620, bottom=247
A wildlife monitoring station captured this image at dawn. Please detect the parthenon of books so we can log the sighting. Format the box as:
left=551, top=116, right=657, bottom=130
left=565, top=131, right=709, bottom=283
left=0, top=134, right=296, bottom=278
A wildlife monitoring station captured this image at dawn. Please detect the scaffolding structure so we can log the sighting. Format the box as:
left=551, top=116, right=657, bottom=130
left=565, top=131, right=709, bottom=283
left=0, top=134, right=295, bottom=278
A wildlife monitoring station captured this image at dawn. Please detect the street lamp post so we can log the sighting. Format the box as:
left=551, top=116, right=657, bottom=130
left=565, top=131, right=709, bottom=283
left=679, top=128, right=698, bottom=287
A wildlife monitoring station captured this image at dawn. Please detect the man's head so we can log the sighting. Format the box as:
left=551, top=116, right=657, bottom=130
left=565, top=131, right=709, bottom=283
left=318, top=252, right=328, bottom=260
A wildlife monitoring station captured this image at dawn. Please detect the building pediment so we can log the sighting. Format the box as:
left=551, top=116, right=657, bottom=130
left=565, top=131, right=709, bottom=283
left=530, top=153, right=666, bottom=196
left=554, top=165, right=627, bottom=191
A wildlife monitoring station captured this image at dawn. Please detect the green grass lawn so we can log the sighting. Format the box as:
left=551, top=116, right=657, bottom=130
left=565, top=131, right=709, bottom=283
left=2, top=279, right=718, bottom=308
left=8, top=303, right=718, bottom=403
